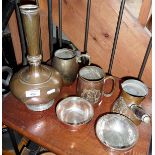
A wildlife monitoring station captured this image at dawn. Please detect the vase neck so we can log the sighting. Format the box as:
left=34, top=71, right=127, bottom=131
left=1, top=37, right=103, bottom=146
left=27, top=54, right=42, bottom=76
left=20, top=4, right=40, bottom=57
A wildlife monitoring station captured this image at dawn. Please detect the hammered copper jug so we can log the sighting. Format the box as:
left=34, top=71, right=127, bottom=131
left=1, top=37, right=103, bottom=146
left=112, top=79, right=150, bottom=125
left=10, top=4, right=62, bottom=111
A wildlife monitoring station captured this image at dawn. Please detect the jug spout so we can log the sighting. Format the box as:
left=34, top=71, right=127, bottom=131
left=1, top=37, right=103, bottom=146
left=121, top=79, right=148, bottom=105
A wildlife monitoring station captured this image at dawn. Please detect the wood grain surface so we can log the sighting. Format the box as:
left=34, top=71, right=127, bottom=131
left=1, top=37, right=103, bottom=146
left=51, top=0, right=152, bottom=87
left=8, top=11, right=22, bottom=64
left=138, top=0, right=152, bottom=27
left=3, top=78, right=152, bottom=155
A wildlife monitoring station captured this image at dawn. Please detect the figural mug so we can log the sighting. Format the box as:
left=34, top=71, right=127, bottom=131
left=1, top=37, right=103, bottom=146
left=77, top=66, right=116, bottom=105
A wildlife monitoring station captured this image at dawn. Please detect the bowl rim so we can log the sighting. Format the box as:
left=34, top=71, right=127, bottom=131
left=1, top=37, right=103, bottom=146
left=56, top=96, right=94, bottom=126
left=95, top=113, right=139, bottom=151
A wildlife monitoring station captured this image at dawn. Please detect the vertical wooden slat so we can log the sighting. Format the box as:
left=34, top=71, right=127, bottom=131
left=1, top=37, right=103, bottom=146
left=138, top=0, right=152, bottom=27
left=8, top=11, right=22, bottom=64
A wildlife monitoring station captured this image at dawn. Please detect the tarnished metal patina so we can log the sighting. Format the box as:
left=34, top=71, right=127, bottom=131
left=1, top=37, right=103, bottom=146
left=52, top=49, right=79, bottom=85
left=52, top=48, right=90, bottom=86
left=10, top=4, right=62, bottom=111
left=112, top=79, right=150, bottom=125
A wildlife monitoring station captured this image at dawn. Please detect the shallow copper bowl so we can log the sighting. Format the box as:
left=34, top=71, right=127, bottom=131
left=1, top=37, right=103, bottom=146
left=56, top=97, right=94, bottom=128
left=96, top=113, right=139, bottom=152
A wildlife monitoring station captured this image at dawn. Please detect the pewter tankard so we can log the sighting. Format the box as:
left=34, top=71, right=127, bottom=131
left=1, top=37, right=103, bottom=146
left=52, top=48, right=90, bottom=86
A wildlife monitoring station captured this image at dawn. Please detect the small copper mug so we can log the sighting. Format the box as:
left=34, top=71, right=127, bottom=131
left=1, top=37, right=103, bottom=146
left=77, top=66, right=115, bottom=105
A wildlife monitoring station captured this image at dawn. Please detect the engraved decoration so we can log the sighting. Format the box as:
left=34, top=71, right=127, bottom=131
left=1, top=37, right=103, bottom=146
left=112, top=96, right=140, bottom=122
left=112, top=97, right=128, bottom=115
left=81, top=89, right=101, bottom=104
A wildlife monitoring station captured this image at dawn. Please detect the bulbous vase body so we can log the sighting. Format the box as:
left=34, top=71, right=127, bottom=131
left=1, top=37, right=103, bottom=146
left=10, top=65, right=62, bottom=111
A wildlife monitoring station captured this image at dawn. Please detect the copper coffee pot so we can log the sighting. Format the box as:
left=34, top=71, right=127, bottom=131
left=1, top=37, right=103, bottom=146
left=10, top=4, right=62, bottom=111
left=112, top=79, right=151, bottom=125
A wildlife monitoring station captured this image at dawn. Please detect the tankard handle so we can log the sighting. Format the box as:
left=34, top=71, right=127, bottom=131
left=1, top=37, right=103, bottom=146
left=76, top=53, right=91, bottom=65
left=130, top=104, right=151, bottom=124
left=102, top=76, right=116, bottom=97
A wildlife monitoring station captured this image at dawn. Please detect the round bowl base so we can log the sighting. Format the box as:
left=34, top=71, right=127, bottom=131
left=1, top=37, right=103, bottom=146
left=26, top=100, right=54, bottom=111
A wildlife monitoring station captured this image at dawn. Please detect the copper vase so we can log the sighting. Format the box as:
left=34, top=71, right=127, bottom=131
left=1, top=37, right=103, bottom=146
left=10, top=4, right=62, bottom=111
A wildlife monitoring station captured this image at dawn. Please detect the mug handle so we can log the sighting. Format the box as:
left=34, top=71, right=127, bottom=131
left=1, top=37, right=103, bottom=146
left=102, top=76, right=116, bottom=97
left=76, top=53, right=91, bottom=65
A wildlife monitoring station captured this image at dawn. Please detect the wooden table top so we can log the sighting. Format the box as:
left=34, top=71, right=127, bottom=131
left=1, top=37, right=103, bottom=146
left=2, top=78, right=152, bottom=155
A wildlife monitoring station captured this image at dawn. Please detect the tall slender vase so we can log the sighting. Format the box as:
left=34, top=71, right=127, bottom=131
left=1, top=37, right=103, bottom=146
left=10, top=4, right=62, bottom=111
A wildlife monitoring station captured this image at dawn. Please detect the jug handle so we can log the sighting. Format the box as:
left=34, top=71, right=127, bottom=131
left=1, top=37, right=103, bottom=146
left=130, top=104, right=151, bottom=124
left=76, top=53, right=91, bottom=65
left=102, top=76, right=116, bottom=97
